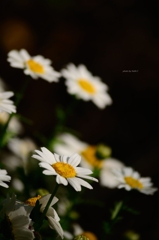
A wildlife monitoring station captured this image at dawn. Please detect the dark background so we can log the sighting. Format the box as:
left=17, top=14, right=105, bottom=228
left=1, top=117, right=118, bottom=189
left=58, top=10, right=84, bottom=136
left=0, top=0, right=159, bottom=239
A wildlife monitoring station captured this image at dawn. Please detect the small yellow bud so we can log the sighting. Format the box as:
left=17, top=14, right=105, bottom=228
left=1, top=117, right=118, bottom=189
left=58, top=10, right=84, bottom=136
left=95, top=144, right=112, bottom=159
left=36, top=188, right=50, bottom=196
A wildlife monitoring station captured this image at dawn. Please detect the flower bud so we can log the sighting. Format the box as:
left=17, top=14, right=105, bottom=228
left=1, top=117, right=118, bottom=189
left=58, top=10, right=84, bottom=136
left=36, top=188, right=49, bottom=196
left=95, top=144, right=112, bottom=159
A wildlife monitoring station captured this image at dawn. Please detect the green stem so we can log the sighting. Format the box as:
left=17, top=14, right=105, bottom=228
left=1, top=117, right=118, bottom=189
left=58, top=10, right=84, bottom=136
left=111, top=201, right=123, bottom=220
left=40, top=183, right=59, bottom=223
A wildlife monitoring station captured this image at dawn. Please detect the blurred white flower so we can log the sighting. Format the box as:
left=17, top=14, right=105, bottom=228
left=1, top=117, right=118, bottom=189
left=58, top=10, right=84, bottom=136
left=53, top=133, right=88, bottom=157
left=57, top=197, right=71, bottom=217
left=8, top=137, right=36, bottom=164
left=0, top=169, right=11, bottom=188
left=32, top=147, right=98, bottom=191
left=0, top=195, right=34, bottom=240
left=8, top=137, right=36, bottom=158
left=112, top=167, right=158, bottom=195
left=61, top=63, right=112, bottom=109
left=0, top=91, right=16, bottom=114
left=53, top=133, right=105, bottom=169
left=7, top=49, right=61, bottom=82
left=100, top=158, right=124, bottom=188
left=12, top=178, right=24, bottom=192
left=25, top=194, right=63, bottom=238
left=64, top=223, right=98, bottom=240
left=0, top=112, right=23, bottom=134
left=0, top=154, right=22, bottom=172
left=54, top=133, right=124, bottom=188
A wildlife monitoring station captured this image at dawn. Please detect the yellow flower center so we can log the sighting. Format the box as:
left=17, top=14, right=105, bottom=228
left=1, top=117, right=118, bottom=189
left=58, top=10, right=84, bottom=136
left=78, top=79, right=96, bottom=94
left=52, top=162, right=76, bottom=178
left=25, top=195, right=41, bottom=206
left=124, top=177, right=143, bottom=189
left=27, top=59, right=44, bottom=74
left=82, top=232, right=98, bottom=240
left=81, top=146, right=103, bottom=169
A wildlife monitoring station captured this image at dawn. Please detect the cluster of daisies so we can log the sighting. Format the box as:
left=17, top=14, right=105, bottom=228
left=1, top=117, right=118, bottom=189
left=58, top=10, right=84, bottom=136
left=6, top=49, right=112, bottom=109
left=0, top=49, right=158, bottom=240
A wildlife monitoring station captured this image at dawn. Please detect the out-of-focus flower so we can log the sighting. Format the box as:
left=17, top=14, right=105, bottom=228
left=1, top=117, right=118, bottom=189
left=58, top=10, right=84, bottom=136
left=64, top=224, right=98, bottom=240
left=25, top=194, right=63, bottom=238
left=61, top=63, right=112, bottom=109
left=0, top=169, right=11, bottom=188
left=8, top=137, right=36, bottom=159
left=0, top=195, right=34, bottom=240
left=73, top=224, right=98, bottom=240
left=0, top=154, right=22, bottom=172
left=112, top=167, right=158, bottom=195
left=57, top=197, right=71, bottom=217
left=0, top=112, right=23, bottom=134
left=7, top=49, right=61, bottom=82
left=53, top=133, right=102, bottom=170
left=0, top=91, right=16, bottom=114
left=53, top=133, right=124, bottom=188
left=8, top=137, right=36, bottom=168
left=100, top=158, right=124, bottom=188
left=32, top=147, right=98, bottom=191
left=12, top=178, right=24, bottom=192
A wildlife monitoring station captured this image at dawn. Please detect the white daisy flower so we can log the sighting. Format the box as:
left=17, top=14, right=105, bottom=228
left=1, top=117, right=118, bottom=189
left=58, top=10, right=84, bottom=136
left=61, top=63, right=112, bottom=109
left=32, top=147, right=98, bottom=191
left=53, top=133, right=124, bottom=188
left=0, top=169, right=11, bottom=188
left=0, top=195, right=34, bottom=240
left=0, top=91, right=16, bottom=114
left=25, top=194, right=63, bottom=239
left=7, top=49, right=61, bottom=82
left=112, top=167, right=158, bottom=195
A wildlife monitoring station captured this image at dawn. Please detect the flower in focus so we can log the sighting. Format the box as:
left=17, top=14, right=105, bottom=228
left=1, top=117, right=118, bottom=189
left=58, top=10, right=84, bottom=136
left=0, top=169, right=11, bottom=188
left=32, top=147, right=98, bottom=191
left=25, top=194, right=63, bottom=238
left=53, top=133, right=123, bottom=188
left=0, top=91, right=16, bottom=114
left=0, top=112, right=23, bottom=134
left=61, top=63, right=112, bottom=109
left=112, top=167, right=158, bottom=195
left=7, top=49, right=61, bottom=82
left=0, top=195, right=34, bottom=240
